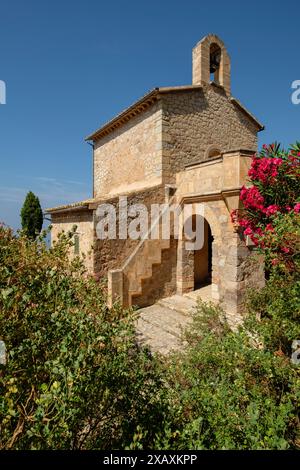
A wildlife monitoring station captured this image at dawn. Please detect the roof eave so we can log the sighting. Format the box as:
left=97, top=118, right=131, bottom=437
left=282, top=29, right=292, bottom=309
left=230, top=97, right=264, bottom=132
left=45, top=205, right=90, bottom=215
left=85, top=84, right=264, bottom=144
left=45, top=199, right=95, bottom=215
left=85, top=88, right=160, bottom=142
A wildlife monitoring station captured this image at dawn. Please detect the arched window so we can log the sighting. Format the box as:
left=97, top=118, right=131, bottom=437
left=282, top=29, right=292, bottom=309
left=206, top=145, right=222, bottom=159
left=208, top=148, right=221, bottom=158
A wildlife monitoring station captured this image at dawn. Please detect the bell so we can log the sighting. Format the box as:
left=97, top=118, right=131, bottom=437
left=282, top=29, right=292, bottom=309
left=210, top=50, right=221, bottom=73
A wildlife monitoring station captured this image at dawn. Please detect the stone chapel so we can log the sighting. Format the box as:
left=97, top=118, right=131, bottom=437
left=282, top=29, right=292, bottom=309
left=47, top=34, right=265, bottom=317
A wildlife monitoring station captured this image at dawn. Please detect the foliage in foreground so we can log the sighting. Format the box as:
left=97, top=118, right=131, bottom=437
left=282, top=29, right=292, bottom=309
left=0, top=225, right=165, bottom=450
left=0, top=213, right=299, bottom=450
left=245, top=212, right=299, bottom=355
left=154, top=298, right=299, bottom=450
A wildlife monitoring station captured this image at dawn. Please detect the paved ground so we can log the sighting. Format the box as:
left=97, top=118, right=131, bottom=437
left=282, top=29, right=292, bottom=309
left=135, top=286, right=213, bottom=354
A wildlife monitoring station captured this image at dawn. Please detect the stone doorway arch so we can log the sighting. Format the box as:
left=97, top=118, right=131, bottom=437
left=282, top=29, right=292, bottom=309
left=192, top=215, right=213, bottom=289
left=176, top=202, right=221, bottom=300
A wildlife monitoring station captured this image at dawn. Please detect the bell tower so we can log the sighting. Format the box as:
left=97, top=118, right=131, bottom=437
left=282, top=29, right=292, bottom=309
left=192, top=34, right=231, bottom=95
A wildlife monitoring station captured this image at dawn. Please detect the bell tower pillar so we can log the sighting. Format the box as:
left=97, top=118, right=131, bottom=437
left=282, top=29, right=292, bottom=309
left=192, top=34, right=231, bottom=95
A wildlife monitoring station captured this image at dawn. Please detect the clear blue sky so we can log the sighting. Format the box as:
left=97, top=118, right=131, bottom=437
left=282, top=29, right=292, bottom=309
left=0, top=0, right=299, bottom=229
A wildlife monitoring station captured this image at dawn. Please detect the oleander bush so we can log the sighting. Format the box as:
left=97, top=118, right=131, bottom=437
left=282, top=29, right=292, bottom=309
left=231, top=142, right=300, bottom=260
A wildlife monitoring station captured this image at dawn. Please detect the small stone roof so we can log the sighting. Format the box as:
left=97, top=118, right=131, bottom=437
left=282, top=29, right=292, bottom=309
left=85, top=84, right=264, bottom=143
left=45, top=198, right=95, bottom=214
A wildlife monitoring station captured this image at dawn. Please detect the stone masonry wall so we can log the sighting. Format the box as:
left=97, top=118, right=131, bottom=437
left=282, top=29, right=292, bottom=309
left=50, top=209, right=94, bottom=273
left=93, top=101, right=163, bottom=198
left=93, top=184, right=166, bottom=280
left=161, top=85, right=258, bottom=181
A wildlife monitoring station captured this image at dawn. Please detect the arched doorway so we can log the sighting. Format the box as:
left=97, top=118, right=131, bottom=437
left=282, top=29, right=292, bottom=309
left=192, top=216, right=213, bottom=289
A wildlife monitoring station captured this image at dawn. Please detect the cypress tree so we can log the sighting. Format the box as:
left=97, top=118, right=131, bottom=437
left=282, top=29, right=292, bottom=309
left=20, top=191, right=43, bottom=239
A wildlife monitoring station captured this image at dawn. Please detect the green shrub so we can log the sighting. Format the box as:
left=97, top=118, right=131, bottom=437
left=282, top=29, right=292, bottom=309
left=0, top=225, right=165, bottom=450
left=246, top=211, right=300, bottom=354
left=155, top=301, right=300, bottom=450
left=246, top=276, right=300, bottom=356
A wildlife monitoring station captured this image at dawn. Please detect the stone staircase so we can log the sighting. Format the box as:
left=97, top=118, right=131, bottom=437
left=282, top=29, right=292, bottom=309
left=136, top=286, right=213, bottom=354
left=124, top=237, right=170, bottom=306
left=108, top=205, right=174, bottom=307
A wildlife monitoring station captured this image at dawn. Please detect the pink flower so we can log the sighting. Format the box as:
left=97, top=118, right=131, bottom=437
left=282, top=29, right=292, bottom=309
left=294, top=203, right=300, bottom=214
left=240, top=186, right=248, bottom=198
left=265, top=223, right=274, bottom=232
left=265, top=205, right=280, bottom=217
left=239, top=218, right=251, bottom=228
left=244, top=227, right=252, bottom=236
left=254, top=227, right=263, bottom=237
left=271, top=258, right=279, bottom=266
left=248, top=156, right=283, bottom=184
left=288, top=154, right=299, bottom=165
left=240, top=186, right=265, bottom=211
left=281, top=247, right=290, bottom=254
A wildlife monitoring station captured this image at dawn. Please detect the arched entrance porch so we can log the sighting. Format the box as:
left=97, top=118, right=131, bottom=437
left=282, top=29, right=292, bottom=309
left=176, top=203, right=220, bottom=300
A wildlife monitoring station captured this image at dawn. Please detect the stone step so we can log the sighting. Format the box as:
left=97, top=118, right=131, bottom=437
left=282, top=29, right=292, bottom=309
left=137, top=305, right=191, bottom=338
left=158, top=294, right=197, bottom=316
left=135, top=317, right=184, bottom=354
left=184, top=285, right=214, bottom=303
left=135, top=288, right=238, bottom=354
left=136, top=288, right=217, bottom=354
